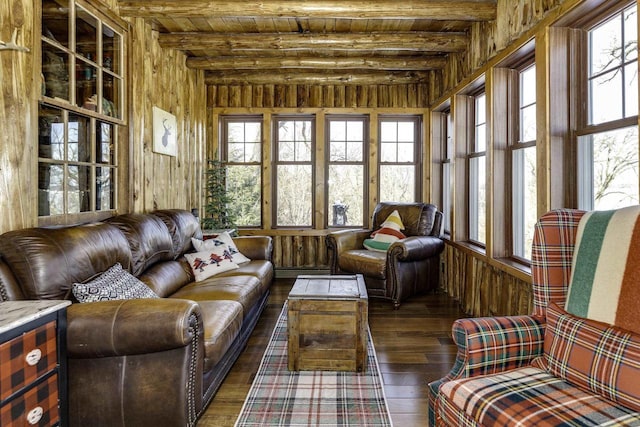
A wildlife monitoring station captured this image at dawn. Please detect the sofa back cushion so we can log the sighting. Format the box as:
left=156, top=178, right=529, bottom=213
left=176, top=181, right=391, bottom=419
left=567, top=205, right=640, bottom=334
left=0, top=223, right=132, bottom=300
left=106, top=213, right=174, bottom=276
left=152, top=209, right=203, bottom=259
left=544, top=302, right=640, bottom=412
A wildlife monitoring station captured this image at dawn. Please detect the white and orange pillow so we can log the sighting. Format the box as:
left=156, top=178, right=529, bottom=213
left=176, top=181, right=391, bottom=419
left=363, top=210, right=407, bottom=252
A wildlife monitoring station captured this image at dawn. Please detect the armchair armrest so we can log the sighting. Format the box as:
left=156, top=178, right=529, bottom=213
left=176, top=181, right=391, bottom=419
left=444, top=315, right=545, bottom=382
left=389, top=235, right=444, bottom=261
left=326, top=229, right=371, bottom=253
left=232, top=235, right=273, bottom=262
left=66, top=298, right=202, bottom=358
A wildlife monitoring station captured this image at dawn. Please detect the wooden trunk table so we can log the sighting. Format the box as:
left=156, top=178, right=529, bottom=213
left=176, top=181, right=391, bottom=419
left=287, top=274, right=368, bottom=372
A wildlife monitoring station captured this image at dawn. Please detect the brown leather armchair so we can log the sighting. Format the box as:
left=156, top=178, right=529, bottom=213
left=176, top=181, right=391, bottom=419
left=327, top=202, right=444, bottom=309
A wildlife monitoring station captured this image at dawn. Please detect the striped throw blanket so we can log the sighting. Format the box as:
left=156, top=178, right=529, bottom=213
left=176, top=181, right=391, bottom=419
left=568, top=205, right=640, bottom=335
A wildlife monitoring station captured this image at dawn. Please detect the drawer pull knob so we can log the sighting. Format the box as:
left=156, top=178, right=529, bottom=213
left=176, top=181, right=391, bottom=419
left=27, top=406, right=43, bottom=424
left=25, top=349, right=42, bottom=366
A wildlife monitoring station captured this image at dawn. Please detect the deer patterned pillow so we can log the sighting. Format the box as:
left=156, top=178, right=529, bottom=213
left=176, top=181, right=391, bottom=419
left=191, top=233, right=251, bottom=264
left=72, top=263, right=159, bottom=303
left=184, top=249, right=239, bottom=282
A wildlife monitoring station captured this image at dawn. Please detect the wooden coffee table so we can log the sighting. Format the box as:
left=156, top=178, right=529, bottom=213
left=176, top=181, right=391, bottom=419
left=287, top=274, right=368, bottom=372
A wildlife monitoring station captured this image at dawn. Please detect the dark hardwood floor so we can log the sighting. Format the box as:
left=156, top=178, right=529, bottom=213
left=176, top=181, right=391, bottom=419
left=198, top=277, right=464, bottom=426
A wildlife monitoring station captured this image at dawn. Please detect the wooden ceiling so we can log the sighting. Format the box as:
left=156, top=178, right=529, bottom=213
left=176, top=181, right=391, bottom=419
left=118, top=1, right=498, bottom=85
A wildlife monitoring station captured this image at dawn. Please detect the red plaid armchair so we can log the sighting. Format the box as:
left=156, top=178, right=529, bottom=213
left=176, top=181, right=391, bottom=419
left=428, top=208, right=640, bottom=426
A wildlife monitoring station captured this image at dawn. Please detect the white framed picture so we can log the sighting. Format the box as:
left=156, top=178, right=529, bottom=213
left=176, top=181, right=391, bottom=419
left=152, top=106, right=177, bottom=157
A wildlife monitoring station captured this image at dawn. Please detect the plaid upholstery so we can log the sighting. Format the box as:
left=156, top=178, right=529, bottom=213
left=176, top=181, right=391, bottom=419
left=545, top=302, right=640, bottom=412
left=437, top=367, right=640, bottom=427
left=0, top=321, right=57, bottom=401
left=531, top=209, right=585, bottom=318
left=0, top=373, right=59, bottom=426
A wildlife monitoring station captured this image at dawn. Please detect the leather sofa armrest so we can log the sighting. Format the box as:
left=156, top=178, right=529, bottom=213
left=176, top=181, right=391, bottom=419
left=232, top=236, right=273, bottom=262
left=67, top=298, right=201, bottom=358
left=326, top=229, right=371, bottom=254
left=389, top=236, right=444, bottom=261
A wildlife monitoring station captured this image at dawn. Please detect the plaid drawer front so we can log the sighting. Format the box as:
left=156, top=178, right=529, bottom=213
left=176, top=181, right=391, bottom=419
left=0, top=374, right=59, bottom=427
left=0, top=321, right=58, bottom=401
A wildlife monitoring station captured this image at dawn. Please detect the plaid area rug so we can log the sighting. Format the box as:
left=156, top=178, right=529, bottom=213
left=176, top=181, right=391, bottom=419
left=234, top=303, right=393, bottom=426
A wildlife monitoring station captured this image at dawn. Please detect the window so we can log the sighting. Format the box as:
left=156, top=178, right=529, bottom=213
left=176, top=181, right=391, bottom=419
left=327, top=116, right=367, bottom=227
left=469, top=93, right=487, bottom=245
left=222, top=116, right=262, bottom=227
left=379, top=116, right=421, bottom=202
left=274, top=116, right=315, bottom=227
left=512, top=64, right=537, bottom=260
left=442, top=111, right=453, bottom=235
left=578, top=3, right=638, bottom=210
left=39, top=0, right=123, bottom=220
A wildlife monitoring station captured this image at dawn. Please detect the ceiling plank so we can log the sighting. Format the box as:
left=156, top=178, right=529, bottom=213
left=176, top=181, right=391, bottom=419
left=160, top=32, right=468, bottom=52
left=188, top=56, right=448, bottom=70
left=119, top=1, right=497, bottom=21
left=204, top=70, right=431, bottom=85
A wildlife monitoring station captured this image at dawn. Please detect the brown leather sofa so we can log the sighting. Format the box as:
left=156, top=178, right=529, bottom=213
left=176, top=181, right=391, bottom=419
left=0, top=209, right=273, bottom=427
left=327, top=202, right=444, bottom=308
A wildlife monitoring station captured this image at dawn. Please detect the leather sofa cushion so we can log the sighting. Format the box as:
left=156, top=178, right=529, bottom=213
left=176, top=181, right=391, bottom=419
left=197, top=300, right=244, bottom=370
left=338, top=249, right=386, bottom=279
left=138, top=261, right=193, bottom=297
left=216, top=260, right=274, bottom=289
left=169, top=275, right=263, bottom=317
left=0, top=223, right=131, bottom=300
left=107, top=214, right=174, bottom=276
left=152, top=210, right=203, bottom=259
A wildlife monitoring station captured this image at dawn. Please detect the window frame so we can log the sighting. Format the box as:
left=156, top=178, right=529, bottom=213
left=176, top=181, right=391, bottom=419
left=468, top=91, right=487, bottom=248
left=325, top=115, right=369, bottom=228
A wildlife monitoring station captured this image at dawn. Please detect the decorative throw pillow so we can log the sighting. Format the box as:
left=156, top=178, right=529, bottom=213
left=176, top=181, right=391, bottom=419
left=544, top=302, right=640, bottom=412
left=184, top=250, right=239, bottom=282
left=72, top=263, right=159, bottom=303
left=363, top=210, right=407, bottom=252
left=191, top=232, right=251, bottom=264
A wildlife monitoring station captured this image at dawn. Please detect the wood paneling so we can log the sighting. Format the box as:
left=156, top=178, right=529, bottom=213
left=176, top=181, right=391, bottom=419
left=440, top=243, right=533, bottom=317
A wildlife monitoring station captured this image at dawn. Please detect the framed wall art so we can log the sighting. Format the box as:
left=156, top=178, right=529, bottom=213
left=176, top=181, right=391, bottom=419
left=152, top=106, right=177, bottom=156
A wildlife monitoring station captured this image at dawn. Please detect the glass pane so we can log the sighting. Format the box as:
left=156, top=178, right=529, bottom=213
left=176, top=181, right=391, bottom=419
left=380, top=165, right=415, bottom=203
left=227, top=165, right=261, bottom=227
left=76, top=6, right=97, bottom=60
left=278, top=121, right=294, bottom=141
left=593, top=127, right=639, bottom=210
left=295, top=140, right=311, bottom=161
left=328, top=165, right=364, bottom=227
left=228, top=143, right=244, bottom=162
left=67, top=114, right=91, bottom=162
left=246, top=143, right=260, bottom=162
left=279, top=141, right=294, bottom=161
left=277, top=165, right=312, bottom=226
left=96, top=167, right=115, bottom=211
left=625, top=63, right=638, bottom=117
left=294, top=120, right=312, bottom=142
left=520, top=65, right=536, bottom=106
left=42, top=0, right=70, bottom=47
left=39, top=105, right=65, bottom=160
left=330, top=141, right=346, bottom=162
left=96, top=121, right=114, bottom=164
left=624, top=5, right=638, bottom=61
left=380, top=142, right=397, bottom=162
left=397, top=143, right=414, bottom=162
left=330, top=121, right=346, bottom=142
left=475, top=123, right=486, bottom=152
left=346, top=142, right=363, bottom=162
left=520, top=104, right=536, bottom=143
left=38, top=163, right=64, bottom=216
left=475, top=94, right=486, bottom=124
left=102, top=73, right=120, bottom=118
left=590, top=12, right=622, bottom=75
left=469, top=156, right=486, bottom=244
left=68, top=165, right=92, bottom=213
left=245, top=122, right=261, bottom=143
left=380, top=122, right=397, bottom=142
left=228, top=122, right=244, bottom=143
left=397, top=122, right=414, bottom=142
left=512, top=147, right=537, bottom=259
left=77, top=58, right=97, bottom=110
left=346, top=121, right=363, bottom=141
left=442, top=162, right=452, bottom=233
left=102, top=24, right=121, bottom=74
left=42, top=46, right=69, bottom=100
left=590, top=69, right=622, bottom=124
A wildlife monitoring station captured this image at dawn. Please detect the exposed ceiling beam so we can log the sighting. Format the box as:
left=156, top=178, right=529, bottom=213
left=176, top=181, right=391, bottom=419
left=188, top=56, right=447, bottom=70
left=160, top=32, right=468, bottom=53
left=204, top=70, right=432, bottom=85
left=119, top=1, right=496, bottom=21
